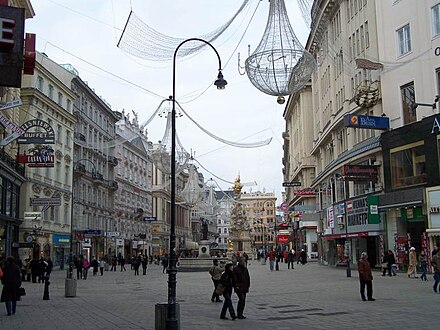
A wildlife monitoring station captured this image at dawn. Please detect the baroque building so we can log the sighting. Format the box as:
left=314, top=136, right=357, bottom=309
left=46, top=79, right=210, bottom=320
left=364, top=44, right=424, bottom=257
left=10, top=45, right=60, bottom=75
left=283, top=0, right=440, bottom=269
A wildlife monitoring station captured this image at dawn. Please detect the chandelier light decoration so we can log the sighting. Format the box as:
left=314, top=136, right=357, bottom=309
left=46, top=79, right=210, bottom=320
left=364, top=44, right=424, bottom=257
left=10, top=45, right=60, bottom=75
left=181, top=164, right=204, bottom=206
left=243, top=0, right=315, bottom=104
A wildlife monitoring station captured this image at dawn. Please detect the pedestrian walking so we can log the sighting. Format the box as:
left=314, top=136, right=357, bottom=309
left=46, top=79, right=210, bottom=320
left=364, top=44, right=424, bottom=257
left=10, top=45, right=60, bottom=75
left=431, top=249, right=440, bottom=293
left=233, top=258, right=250, bottom=319
left=208, top=259, right=224, bottom=303
left=243, top=252, right=249, bottom=266
left=268, top=250, right=275, bottom=271
left=75, top=256, right=83, bottom=279
left=299, top=249, right=307, bottom=265
left=141, top=256, right=148, bottom=275
left=119, top=256, right=126, bottom=271
left=161, top=254, right=168, bottom=274
left=111, top=255, right=117, bottom=271
left=219, top=263, right=237, bottom=320
left=1, top=256, right=22, bottom=316
left=91, top=257, right=99, bottom=276
left=407, top=247, right=418, bottom=278
left=419, top=250, right=428, bottom=281
left=99, top=258, right=105, bottom=276
left=287, top=250, right=295, bottom=269
left=38, top=257, right=46, bottom=283
left=134, top=255, right=141, bottom=276
left=25, top=258, right=31, bottom=282
left=29, top=257, right=39, bottom=283
left=20, top=258, right=27, bottom=281
left=82, top=258, right=90, bottom=280
left=358, top=252, right=375, bottom=301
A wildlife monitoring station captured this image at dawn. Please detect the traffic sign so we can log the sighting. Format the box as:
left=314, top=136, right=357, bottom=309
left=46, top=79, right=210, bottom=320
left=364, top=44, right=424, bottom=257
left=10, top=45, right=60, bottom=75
left=279, top=202, right=289, bottom=211
left=282, top=182, right=301, bottom=187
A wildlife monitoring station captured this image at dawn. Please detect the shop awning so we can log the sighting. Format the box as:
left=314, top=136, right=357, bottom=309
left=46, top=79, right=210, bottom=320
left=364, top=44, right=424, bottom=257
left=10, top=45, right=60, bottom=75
left=378, top=200, right=423, bottom=209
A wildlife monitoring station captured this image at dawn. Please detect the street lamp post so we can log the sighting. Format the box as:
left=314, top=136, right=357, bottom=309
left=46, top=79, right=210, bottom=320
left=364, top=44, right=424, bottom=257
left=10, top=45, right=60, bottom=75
left=166, top=38, right=227, bottom=330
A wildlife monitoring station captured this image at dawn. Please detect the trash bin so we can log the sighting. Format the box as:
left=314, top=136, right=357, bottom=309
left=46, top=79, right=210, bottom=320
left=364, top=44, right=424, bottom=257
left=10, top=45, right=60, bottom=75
left=155, top=303, right=180, bottom=330
left=65, top=278, right=77, bottom=297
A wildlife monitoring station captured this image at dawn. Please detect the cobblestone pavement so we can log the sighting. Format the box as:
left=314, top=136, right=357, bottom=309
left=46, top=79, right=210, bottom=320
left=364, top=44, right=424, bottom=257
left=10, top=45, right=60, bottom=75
left=0, top=261, right=437, bottom=330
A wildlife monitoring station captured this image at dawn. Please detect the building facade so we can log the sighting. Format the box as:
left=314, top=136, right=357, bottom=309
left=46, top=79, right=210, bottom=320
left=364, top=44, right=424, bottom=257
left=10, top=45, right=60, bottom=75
left=19, top=52, right=76, bottom=268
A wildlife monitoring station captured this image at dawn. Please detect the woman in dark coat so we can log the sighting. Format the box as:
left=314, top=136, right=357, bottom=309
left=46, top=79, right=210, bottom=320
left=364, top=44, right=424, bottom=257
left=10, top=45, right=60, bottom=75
left=219, top=263, right=236, bottom=320
left=1, top=256, right=22, bottom=316
left=233, top=258, right=250, bottom=319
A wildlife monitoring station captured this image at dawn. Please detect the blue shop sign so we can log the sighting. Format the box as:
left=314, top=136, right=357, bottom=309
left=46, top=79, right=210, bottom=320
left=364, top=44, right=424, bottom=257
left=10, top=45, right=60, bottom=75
left=344, top=114, right=390, bottom=130
left=53, top=234, right=70, bottom=246
left=83, top=230, right=101, bottom=236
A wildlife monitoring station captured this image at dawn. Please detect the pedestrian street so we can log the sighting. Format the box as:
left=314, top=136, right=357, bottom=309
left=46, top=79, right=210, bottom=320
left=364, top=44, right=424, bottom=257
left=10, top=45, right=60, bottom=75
left=0, top=261, right=436, bottom=330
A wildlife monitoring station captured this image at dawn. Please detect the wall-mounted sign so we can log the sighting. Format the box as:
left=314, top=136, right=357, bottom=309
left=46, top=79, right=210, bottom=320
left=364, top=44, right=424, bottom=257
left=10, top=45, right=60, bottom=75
left=294, top=188, right=316, bottom=196
left=0, top=99, right=22, bottom=112
left=105, top=231, right=120, bottom=237
left=344, top=114, right=390, bottom=130
left=17, top=145, right=55, bottom=167
left=53, top=234, right=70, bottom=246
left=282, top=181, right=301, bottom=187
left=83, top=230, right=101, bottom=236
left=30, top=197, right=61, bottom=206
left=0, top=6, right=25, bottom=87
left=82, top=238, right=91, bottom=247
left=343, top=164, right=378, bottom=182
left=143, top=216, right=157, bottom=222
left=432, top=116, right=440, bottom=134
left=17, top=119, right=55, bottom=144
left=24, top=212, right=42, bottom=220
left=116, top=238, right=124, bottom=246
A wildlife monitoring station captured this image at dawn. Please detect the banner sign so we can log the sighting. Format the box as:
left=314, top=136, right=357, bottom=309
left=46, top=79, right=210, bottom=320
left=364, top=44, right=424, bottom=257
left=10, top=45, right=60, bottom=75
left=17, top=119, right=55, bottom=144
left=344, top=114, right=390, bottom=130
left=0, top=6, right=25, bottom=87
left=17, top=145, right=55, bottom=167
left=343, top=164, right=378, bottom=182
left=53, top=234, right=70, bottom=246
left=294, top=188, right=316, bottom=196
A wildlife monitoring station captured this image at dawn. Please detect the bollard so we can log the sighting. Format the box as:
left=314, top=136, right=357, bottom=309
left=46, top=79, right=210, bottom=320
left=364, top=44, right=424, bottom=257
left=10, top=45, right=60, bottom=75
left=43, top=275, right=50, bottom=300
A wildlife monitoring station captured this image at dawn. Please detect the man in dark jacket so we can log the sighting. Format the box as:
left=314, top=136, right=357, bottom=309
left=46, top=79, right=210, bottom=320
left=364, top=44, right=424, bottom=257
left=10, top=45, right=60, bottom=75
left=233, top=257, right=250, bottom=319
left=358, top=252, right=375, bottom=301
left=1, top=256, right=22, bottom=316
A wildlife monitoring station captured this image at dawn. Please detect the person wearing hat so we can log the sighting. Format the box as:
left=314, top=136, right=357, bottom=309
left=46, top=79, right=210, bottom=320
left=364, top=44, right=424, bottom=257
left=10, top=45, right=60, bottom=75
left=407, top=247, right=418, bottom=278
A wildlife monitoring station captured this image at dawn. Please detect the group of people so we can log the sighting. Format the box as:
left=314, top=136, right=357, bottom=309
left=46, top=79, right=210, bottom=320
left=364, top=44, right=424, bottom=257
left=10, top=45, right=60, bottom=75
left=266, top=248, right=307, bottom=271
left=208, top=257, right=250, bottom=320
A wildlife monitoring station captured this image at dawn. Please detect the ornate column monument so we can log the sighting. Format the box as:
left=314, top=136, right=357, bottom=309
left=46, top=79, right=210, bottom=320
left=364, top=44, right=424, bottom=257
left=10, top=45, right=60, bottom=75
left=228, top=177, right=252, bottom=256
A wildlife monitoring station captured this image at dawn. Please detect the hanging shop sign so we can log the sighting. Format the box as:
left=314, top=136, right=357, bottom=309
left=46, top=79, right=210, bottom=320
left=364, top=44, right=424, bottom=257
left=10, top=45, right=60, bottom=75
left=343, top=164, right=378, bottom=182
left=0, top=99, right=22, bottom=112
left=327, top=206, right=334, bottom=229
left=24, top=212, right=42, bottom=220
left=17, top=119, right=55, bottom=144
left=0, top=112, right=25, bottom=146
left=277, top=234, right=290, bottom=244
left=344, top=114, right=390, bottom=130
left=294, top=188, right=317, bottom=196
left=16, top=145, right=54, bottom=167
left=400, top=206, right=424, bottom=222
left=0, top=6, right=25, bottom=87
left=282, top=181, right=301, bottom=187
left=53, top=234, right=70, bottom=246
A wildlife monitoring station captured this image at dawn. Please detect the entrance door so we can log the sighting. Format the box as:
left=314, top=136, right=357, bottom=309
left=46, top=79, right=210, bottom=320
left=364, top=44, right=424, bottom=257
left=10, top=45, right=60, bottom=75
left=366, top=236, right=377, bottom=267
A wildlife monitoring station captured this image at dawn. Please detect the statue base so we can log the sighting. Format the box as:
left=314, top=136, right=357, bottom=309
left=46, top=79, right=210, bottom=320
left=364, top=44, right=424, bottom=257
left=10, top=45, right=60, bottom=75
left=198, top=240, right=211, bottom=258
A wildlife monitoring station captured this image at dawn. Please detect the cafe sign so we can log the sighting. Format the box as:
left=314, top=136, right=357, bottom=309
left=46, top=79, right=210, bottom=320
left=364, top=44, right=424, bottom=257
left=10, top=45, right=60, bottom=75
left=17, top=119, right=55, bottom=144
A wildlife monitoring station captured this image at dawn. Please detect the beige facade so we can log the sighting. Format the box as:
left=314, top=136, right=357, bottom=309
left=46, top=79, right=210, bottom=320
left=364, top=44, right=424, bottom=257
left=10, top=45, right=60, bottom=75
left=19, top=53, right=76, bottom=268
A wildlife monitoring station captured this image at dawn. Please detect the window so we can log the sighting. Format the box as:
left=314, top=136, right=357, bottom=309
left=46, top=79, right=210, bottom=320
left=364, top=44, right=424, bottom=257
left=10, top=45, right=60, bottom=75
left=400, top=82, right=416, bottom=124
left=37, top=76, right=44, bottom=91
left=66, top=130, right=71, bottom=146
left=397, top=24, right=412, bottom=56
left=432, top=4, right=440, bottom=37
left=390, top=142, right=426, bottom=189
left=223, top=228, right=228, bottom=234
left=48, top=84, right=54, bottom=99
left=57, top=125, right=62, bottom=143
left=365, top=21, right=369, bottom=48
left=67, top=99, right=72, bottom=112
left=58, top=92, right=63, bottom=106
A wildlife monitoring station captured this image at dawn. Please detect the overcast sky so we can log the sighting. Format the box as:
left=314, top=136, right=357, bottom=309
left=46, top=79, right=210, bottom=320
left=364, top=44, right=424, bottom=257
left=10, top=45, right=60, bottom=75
left=25, top=0, right=309, bottom=204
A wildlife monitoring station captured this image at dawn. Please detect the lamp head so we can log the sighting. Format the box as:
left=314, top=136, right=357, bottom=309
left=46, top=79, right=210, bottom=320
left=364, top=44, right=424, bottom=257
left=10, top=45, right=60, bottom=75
left=214, top=71, right=227, bottom=90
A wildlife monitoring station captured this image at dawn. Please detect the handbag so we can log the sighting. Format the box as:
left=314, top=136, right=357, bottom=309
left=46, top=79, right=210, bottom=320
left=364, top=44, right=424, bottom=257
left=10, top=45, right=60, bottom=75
left=19, top=287, right=26, bottom=296
left=215, top=283, right=225, bottom=296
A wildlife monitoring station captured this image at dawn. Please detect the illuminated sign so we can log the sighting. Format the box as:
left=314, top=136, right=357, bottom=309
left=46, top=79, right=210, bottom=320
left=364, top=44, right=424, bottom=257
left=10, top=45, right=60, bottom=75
left=0, top=6, right=25, bottom=87
left=344, top=114, right=390, bottom=130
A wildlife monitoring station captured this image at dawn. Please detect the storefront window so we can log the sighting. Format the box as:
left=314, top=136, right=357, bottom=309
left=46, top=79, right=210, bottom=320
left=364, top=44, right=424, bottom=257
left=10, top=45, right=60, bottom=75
left=391, top=141, right=426, bottom=189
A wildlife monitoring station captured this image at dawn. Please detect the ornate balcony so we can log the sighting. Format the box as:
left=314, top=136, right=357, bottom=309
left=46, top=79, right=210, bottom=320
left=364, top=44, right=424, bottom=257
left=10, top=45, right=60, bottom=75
left=93, top=172, right=104, bottom=183
left=74, top=132, right=86, bottom=142
left=0, top=149, right=25, bottom=177
left=109, top=180, right=118, bottom=191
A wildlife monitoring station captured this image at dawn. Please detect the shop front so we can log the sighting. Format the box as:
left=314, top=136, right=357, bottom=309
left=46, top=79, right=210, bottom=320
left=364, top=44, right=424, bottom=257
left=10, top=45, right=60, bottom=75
left=426, top=186, right=440, bottom=255
left=321, top=195, right=383, bottom=267
left=53, top=234, right=70, bottom=270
